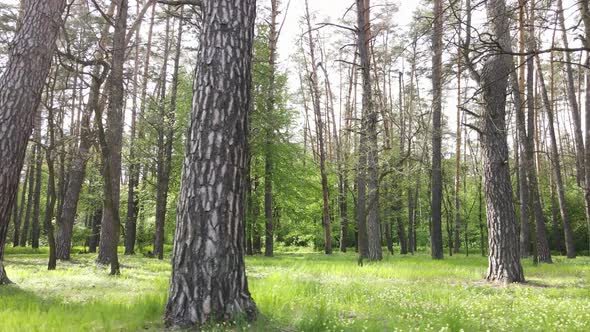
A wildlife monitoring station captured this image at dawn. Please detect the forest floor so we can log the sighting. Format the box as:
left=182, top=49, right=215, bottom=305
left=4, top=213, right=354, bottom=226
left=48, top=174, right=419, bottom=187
left=0, top=247, right=589, bottom=332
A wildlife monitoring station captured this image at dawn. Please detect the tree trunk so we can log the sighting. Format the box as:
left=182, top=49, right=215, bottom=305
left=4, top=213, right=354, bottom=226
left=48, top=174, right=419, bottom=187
left=453, top=18, right=463, bottom=253
left=20, top=149, right=36, bottom=247
left=13, top=159, right=30, bottom=247
left=0, top=0, right=66, bottom=284
left=45, top=104, right=58, bottom=270
left=126, top=3, right=155, bottom=256
left=478, top=0, right=524, bottom=283
left=164, top=0, right=257, bottom=327
left=430, top=0, right=444, bottom=260
left=57, top=2, right=116, bottom=261
left=88, top=208, right=102, bottom=253
left=356, top=0, right=381, bottom=261
left=557, top=0, right=585, bottom=186
left=96, top=0, right=128, bottom=275
left=153, top=15, right=172, bottom=261
left=264, top=0, right=280, bottom=258
left=535, top=55, right=575, bottom=258
left=31, top=114, right=43, bottom=249
left=579, top=0, right=590, bottom=256
left=515, top=1, right=551, bottom=263
left=304, top=0, right=332, bottom=255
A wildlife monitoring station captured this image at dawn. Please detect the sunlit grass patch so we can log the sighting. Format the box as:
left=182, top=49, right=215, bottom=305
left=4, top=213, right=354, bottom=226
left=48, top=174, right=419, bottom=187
left=1, top=247, right=589, bottom=331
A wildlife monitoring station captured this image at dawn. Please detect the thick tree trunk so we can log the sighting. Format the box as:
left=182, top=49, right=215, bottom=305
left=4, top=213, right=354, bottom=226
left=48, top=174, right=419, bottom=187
left=96, top=0, right=128, bottom=275
left=479, top=0, right=524, bottom=283
left=164, top=0, right=258, bottom=327
left=0, top=0, right=67, bottom=283
left=430, top=0, right=444, bottom=260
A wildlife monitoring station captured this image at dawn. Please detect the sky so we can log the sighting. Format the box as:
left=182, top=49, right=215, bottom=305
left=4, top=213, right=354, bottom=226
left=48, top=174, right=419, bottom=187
left=278, top=0, right=418, bottom=70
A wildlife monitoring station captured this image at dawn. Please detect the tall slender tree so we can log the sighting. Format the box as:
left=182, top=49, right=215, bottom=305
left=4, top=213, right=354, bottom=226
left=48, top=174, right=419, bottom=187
left=431, top=0, right=444, bottom=260
left=96, top=0, right=128, bottom=275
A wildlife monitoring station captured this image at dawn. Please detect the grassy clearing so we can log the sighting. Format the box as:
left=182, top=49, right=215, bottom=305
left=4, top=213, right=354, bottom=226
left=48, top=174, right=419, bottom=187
left=0, top=247, right=589, bottom=331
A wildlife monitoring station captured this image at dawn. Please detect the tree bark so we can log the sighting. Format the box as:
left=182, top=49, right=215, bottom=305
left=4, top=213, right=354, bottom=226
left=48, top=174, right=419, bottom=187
left=164, top=0, right=258, bottom=327
left=0, top=0, right=66, bottom=284
left=477, top=0, right=524, bottom=283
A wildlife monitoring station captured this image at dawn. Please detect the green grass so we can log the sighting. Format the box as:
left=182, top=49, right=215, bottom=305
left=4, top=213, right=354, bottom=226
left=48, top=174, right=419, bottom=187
left=1, top=247, right=589, bottom=331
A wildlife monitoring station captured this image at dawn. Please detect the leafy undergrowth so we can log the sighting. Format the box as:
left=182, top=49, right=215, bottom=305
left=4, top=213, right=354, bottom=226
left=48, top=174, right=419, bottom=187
left=1, top=247, right=589, bottom=331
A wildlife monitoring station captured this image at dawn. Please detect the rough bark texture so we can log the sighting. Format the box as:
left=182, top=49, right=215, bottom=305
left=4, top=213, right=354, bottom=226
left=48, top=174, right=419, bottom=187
left=0, top=0, right=67, bottom=284
left=430, top=0, right=444, bottom=260
left=479, top=0, right=524, bottom=283
left=164, top=0, right=258, bottom=327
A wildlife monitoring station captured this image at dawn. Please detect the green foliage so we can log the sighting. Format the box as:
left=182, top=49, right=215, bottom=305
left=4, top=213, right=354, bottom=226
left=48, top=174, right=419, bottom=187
left=247, top=22, right=327, bottom=251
